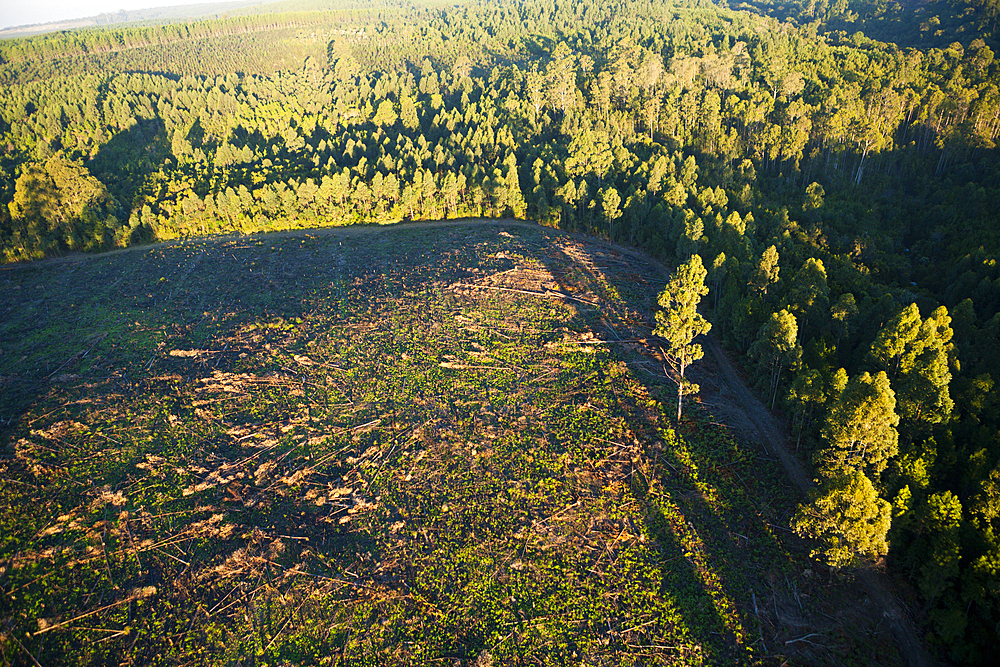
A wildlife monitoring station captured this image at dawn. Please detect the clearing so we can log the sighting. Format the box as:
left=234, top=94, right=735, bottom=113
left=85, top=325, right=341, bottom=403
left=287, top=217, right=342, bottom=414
left=1, top=221, right=912, bottom=665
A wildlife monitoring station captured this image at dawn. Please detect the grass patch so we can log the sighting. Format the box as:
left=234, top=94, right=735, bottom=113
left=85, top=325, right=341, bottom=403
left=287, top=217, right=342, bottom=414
left=0, top=223, right=901, bottom=665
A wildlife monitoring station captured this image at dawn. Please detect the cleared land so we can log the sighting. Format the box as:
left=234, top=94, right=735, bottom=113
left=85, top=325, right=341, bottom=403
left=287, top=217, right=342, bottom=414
left=1, top=222, right=905, bottom=665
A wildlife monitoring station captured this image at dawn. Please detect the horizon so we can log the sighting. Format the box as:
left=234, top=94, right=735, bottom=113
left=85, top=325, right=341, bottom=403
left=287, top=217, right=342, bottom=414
left=0, top=0, right=218, bottom=31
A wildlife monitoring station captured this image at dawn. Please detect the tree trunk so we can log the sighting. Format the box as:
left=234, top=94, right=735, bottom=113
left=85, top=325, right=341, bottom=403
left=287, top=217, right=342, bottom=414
left=677, top=358, right=687, bottom=423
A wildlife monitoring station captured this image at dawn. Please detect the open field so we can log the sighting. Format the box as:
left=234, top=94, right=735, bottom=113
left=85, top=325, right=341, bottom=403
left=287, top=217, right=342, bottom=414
left=0, top=221, right=905, bottom=665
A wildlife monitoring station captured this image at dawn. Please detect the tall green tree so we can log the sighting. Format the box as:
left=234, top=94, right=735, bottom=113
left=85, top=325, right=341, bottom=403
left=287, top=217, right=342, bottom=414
left=792, top=470, right=892, bottom=568
left=751, top=245, right=780, bottom=297
left=400, top=94, right=419, bottom=130
left=900, top=306, right=955, bottom=431
left=786, top=257, right=830, bottom=336
left=564, top=129, right=613, bottom=184
left=654, top=254, right=712, bottom=423
left=787, top=366, right=828, bottom=450
left=831, top=293, right=859, bottom=350
left=871, top=303, right=955, bottom=436
left=818, top=371, right=900, bottom=480
left=870, top=302, right=923, bottom=378
left=910, top=491, right=964, bottom=604
left=750, top=309, right=802, bottom=409
left=598, top=186, right=621, bottom=239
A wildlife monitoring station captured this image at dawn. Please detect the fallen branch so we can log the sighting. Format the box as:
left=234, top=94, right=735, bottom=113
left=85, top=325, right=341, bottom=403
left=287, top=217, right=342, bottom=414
left=152, top=546, right=190, bottom=567
left=765, top=522, right=795, bottom=534
left=262, top=592, right=311, bottom=654
left=454, top=282, right=598, bottom=306
left=34, top=588, right=154, bottom=636
left=532, top=500, right=582, bottom=528
left=559, top=338, right=647, bottom=345
left=11, top=634, right=43, bottom=667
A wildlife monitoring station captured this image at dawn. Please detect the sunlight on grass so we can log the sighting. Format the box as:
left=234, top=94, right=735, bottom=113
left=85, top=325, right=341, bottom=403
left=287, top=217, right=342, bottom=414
left=0, top=224, right=894, bottom=665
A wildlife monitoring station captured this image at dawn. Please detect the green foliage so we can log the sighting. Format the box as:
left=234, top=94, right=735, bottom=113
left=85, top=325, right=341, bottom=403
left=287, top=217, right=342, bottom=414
left=804, top=181, right=825, bottom=210
left=785, top=258, right=829, bottom=338
left=749, top=309, right=801, bottom=409
left=914, top=491, right=964, bottom=602
left=792, top=470, right=892, bottom=568
left=751, top=245, right=780, bottom=298
left=870, top=303, right=925, bottom=378
left=818, top=371, right=899, bottom=480
left=786, top=366, right=828, bottom=449
left=5, top=155, right=118, bottom=259
left=830, top=292, right=858, bottom=349
left=654, top=254, right=711, bottom=422
left=871, top=303, right=955, bottom=436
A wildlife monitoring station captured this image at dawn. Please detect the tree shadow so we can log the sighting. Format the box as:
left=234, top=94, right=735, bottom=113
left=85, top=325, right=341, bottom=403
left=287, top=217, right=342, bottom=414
left=528, top=230, right=898, bottom=664
left=528, top=235, right=751, bottom=658
left=91, top=117, right=171, bottom=215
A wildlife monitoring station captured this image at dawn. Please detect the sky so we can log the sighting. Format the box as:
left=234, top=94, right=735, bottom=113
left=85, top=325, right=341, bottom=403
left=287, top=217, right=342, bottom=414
left=1, top=0, right=207, bottom=30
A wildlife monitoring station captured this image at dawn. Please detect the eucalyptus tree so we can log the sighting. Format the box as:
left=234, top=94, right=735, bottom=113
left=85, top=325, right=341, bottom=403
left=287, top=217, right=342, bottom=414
left=818, top=371, right=900, bottom=481
left=792, top=470, right=892, bottom=568
left=654, top=254, right=712, bottom=423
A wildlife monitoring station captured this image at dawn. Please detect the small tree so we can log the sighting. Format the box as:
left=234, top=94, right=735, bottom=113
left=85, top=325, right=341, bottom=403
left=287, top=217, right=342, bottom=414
left=792, top=470, right=892, bottom=568
left=654, top=254, right=712, bottom=422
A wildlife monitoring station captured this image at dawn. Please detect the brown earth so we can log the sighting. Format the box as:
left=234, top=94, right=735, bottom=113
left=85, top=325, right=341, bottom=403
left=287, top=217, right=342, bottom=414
left=1, top=217, right=935, bottom=666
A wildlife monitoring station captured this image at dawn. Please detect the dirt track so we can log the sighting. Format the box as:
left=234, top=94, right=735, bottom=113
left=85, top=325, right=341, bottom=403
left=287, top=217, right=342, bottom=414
left=2, top=218, right=935, bottom=666
left=624, top=246, right=934, bottom=667
left=702, top=340, right=931, bottom=667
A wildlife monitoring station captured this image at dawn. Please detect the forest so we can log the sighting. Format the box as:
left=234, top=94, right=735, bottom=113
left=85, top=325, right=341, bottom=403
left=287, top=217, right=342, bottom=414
left=1, top=0, right=1000, bottom=662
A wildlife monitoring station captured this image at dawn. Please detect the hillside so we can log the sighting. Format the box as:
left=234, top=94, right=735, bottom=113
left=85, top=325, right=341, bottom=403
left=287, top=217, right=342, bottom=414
left=0, top=220, right=904, bottom=665
left=1, top=0, right=1000, bottom=662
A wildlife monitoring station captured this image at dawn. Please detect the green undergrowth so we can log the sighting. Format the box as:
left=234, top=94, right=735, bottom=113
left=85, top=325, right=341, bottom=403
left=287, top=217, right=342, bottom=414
left=0, top=223, right=900, bottom=665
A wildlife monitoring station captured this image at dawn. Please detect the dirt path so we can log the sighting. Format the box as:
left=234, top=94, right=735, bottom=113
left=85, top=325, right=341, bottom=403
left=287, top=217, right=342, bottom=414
left=1, top=218, right=934, bottom=666
left=705, top=331, right=932, bottom=667
left=704, top=338, right=812, bottom=496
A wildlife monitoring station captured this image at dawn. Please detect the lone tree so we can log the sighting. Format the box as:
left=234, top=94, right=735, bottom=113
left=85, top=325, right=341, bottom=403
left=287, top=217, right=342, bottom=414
left=655, top=254, right=712, bottom=422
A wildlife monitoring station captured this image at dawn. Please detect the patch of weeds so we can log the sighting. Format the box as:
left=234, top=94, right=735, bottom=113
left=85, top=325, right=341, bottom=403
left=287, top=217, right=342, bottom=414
left=0, top=224, right=873, bottom=666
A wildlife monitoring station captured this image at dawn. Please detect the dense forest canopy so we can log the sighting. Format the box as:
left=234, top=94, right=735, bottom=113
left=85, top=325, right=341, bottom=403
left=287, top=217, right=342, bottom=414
left=2, top=0, right=1000, bottom=662
left=735, top=0, right=1000, bottom=51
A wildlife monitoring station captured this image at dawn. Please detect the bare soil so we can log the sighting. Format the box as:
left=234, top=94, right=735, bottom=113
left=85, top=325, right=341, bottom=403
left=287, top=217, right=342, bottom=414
left=1, top=218, right=934, bottom=666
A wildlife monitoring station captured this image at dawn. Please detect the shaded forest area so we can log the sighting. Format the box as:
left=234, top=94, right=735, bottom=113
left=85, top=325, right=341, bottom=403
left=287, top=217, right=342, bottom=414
left=2, top=0, right=1000, bottom=662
